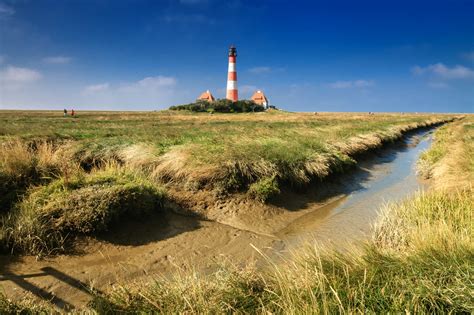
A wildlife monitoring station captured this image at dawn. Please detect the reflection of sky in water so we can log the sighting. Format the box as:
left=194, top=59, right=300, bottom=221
left=281, top=130, right=433, bottom=245
left=335, top=133, right=432, bottom=215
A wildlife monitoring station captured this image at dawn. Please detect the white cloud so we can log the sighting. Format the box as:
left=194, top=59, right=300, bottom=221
left=0, top=3, right=14, bottom=17
left=84, top=76, right=176, bottom=96
left=427, top=82, right=449, bottom=89
left=83, top=83, right=110, bottom=94
left=239, top=85, right=258, bottom=95
left=248, top=66, right=272, bottom=74
left=412, top=63, right=474, bottom=79
left=76, top=75, right=178, bottom=108
left=136, top=76, right=176, bottom=88
left=327, top=79, right=375, bottom=89
left=43, top=56, right=72, bottom=64
left=162, top=14, right=214, bottom=24
left=462, top=51, right=474, bottom=62
left=0, top=66, right=42, bottom=83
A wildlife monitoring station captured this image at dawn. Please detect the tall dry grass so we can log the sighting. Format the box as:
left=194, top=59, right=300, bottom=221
left=1, top=163, right=166, bottom=256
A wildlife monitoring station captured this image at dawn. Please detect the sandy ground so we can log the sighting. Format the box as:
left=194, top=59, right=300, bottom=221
left=0, top=210, right=281, bottom=310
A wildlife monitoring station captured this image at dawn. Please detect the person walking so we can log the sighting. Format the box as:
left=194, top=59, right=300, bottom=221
left=71, top=109, right=75, bottom=117
left=63, top=109, right=67, bottom=117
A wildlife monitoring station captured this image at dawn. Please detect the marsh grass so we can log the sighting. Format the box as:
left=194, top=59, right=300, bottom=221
left=88, top=188, right=473, bottom=314
left=86, top=116, right=473, bottom=314
left=0, top=139, right=79, bottom=213
left=0, top=111, right=469, bottom=312
left=418, top=117, right=473, bottom=189
left=0, top=292, right=52, bottom=314
left=1, top=164, right=166, bottom=255
left=0, top=111, right=454, bottom=197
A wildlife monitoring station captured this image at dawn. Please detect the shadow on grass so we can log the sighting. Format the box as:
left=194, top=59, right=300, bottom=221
left=269, top=127, right=433, bottom=212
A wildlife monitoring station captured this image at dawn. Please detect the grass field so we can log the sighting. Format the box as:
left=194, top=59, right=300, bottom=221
left=0, top=111, right=471, bottom=313
left=0, top=110, right=453, bottom=255
left=0, top=110, right=453, bottom=195
left=82, top=117, right=472, bottom=314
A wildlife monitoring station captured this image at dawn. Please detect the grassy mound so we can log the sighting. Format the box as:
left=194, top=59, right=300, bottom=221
left=0, top=140, right=76, bottom=213
left=1, top=165, right=166, bottom=255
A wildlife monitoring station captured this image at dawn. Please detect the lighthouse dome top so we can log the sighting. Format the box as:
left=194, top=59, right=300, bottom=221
left=228, top=45, right=237, bottom=57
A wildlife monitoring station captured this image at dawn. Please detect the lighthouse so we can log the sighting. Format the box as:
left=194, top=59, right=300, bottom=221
left=226, top=45, right=238, bottom=102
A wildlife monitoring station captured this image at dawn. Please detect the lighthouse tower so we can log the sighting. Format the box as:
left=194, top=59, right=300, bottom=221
left=226, top=45, right=238, bottom=102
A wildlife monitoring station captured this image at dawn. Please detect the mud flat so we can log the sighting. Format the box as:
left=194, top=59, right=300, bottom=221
left=0, top=124, right=440, bottom=310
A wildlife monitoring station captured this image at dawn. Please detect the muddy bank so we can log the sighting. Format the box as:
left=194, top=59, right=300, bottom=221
left=0, top=123, right=446, bottom=310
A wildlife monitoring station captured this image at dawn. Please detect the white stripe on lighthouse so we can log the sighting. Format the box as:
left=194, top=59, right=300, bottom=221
left=227, top=80, right=237, bottom=90
left=228, top=63, right=236, bottom=72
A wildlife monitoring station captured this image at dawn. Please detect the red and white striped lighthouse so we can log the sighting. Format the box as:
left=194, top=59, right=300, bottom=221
left=226, top=45, right=238, bottom=102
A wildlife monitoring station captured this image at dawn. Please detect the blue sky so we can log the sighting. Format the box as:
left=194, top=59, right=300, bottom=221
left=0, top=0, right=473, bottom=112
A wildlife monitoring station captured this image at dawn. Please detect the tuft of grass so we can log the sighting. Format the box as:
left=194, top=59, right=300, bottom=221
left=0, top=139, right=77, bottom=213
left=248, top=175, right=280, bottom=202
left=1, top=164, right=166, bottom=256
left=0, top=292, right=52, bottom=314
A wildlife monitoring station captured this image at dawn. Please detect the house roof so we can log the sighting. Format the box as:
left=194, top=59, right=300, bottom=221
left=251, top=90, right=268, bottom=104
left=198, top=90, right=215, bottom=102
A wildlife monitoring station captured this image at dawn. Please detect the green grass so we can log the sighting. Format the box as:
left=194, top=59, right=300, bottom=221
left=1, top=111, right=453, bottom=199
left=418, top=117, right=473, bottom=186
left=1, top=164, right=166, bottom=255
left=0, top=111, right=457, bottom=256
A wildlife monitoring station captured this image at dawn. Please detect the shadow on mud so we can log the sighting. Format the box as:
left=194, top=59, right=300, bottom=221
left=0, top=266, right=100, bottom=312
left=96, top=210, right=202, bottom=246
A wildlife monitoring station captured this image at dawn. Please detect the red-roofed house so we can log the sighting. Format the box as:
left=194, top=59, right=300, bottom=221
left=197, top=90, right=215, bottom=103
left=250, top=90, right=269, bottom=108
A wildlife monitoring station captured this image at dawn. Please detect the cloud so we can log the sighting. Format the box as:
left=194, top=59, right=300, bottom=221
left=0, top=66, right=42, bottom=92
left=248, top=66, right=285, bottom=74
left=412, top=63, right=474, bottom=79
left=327, top=79, right=375, bottom=89
left=462, top=51, right=474, bottom=62
left=84, top=76, right=176, bottom=96
left=427, top=82, right=449, bottom=89
left=0, top=55, right=5, bottom=64
left=136, top=76, right=176, bottom=88
left=248, top=66, right=272, bottom=74
left=43, top=56, right=72, bottom=64
left=83, top=83, right=110, bottom=94
left=0, top=3, right=14, bottom=18
left=162, top=14, right=215, bottom=24
left=77, top=75, right=178, bottom=108
left=0, top=66, right=42, bottom=83
left=239, top=84, right=258, bottom=95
